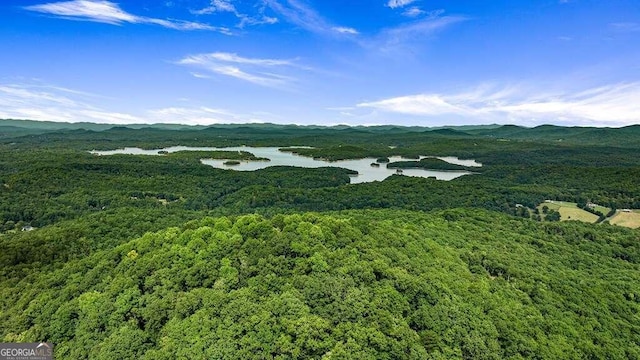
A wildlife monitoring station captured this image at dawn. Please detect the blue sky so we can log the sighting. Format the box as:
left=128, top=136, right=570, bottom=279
left=1, top=0, right=639, bottom=127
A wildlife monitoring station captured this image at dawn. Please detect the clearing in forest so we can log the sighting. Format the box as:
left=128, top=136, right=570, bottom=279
left=609, top=210, right=640, bottom=229
left=539, top=201, right=599, bottom=223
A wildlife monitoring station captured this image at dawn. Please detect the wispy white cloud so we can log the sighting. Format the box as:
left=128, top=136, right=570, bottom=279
left=193, top=0, right=278, bottom=28
left=0, top=82, right=274, bottom=125
left=359, top=94, right=463, bottom=116
left=25, top=0, right=229, bottom=33
left=402, top=7, right=425, bottom=18
left=176, top=52, right=304, bottom=88
left=357, top=82, right=640, bottom=126
left=257, top=1, right=465, bottom=57
left=25, top=0, right=137, bottom=24
left=147, top=106, right=269, bottom=125
left=193, top=0, right=236, bottom=14
left=333, top=26, right=359, bottom=35
left=383, top=13, right=464, bottom=38
left=370, top=14, right=468, bottom=52
left=189, top=52, right=294, bottom=66
left=387, top=0, right=417, bottom=9
left=325, top=106, right=356, bottom=112
left=264, top=0, right=358, bottom=35
left=0, top=83, right=144, bottom=124
left=238, top=15, right=279, bottom=27
left=190, top=72, right=212, bottom=79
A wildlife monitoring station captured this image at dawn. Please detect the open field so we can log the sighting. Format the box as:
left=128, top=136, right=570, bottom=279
left=541, top=201, right=640, bottom=229
left=609, top=210, right=640, bottom=229
left=540, top=201, right=599, bottom=223
left=592, top=204, right=611, bottom=215
left=557, top=207, right=599, bottom=223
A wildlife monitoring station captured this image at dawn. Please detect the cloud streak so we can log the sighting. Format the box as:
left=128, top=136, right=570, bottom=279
left=366, top=14, right=468, bottom=52
left=147, top=106, right=269, bottom=125
left=25, top=0, right=229, bottom=33
left=0, top=82, right=272, bottom=125
left=0, top=83, right=143, bottom=124
left=264, top=0, right=358, bottom=36
left=333, top=26, right=359, bottom=35
left=193, top=0, right=236, bottom=14
left=402, top=7, right=425, bottom=18
left=387, top=0, right=417, bottom=9
left=176, top=52, right=306, bottom=88
left=357, top=83, right=640, bottom=126
left=381, top=15, right=467, bottom=40
left=192, top=0, right=279, bottom=28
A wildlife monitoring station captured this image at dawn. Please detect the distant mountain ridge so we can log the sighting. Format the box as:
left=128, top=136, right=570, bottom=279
left=0, top=119, right=206, bottom=132
left=1, top=119, right=638, bottom=147
left=464, top=124, right=640, bottom=147
left=0, top=119, right=502, bottom=133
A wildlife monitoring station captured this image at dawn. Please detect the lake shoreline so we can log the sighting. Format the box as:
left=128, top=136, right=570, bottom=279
left=91, top=146, right=481, bottom=184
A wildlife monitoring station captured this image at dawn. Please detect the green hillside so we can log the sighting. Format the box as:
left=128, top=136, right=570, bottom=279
left=1, top=209, right=638, bottom=359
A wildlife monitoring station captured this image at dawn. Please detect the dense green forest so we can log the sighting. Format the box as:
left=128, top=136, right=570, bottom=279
left=1, top=120, right=639, bottom=359
left=385, top=158, right=474, bottom=171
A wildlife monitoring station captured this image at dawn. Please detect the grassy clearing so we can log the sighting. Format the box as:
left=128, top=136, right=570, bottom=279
left=542, top=201, right=610, bottom=216
left=609, top=211, right=640, bottom=229
left=557, top=207, right=599, bottom=223
left=592, top=205, right=611, bottom=215
left=539, top=201, right=599, bottom=223
left=541, top=201, right=640, bottom=229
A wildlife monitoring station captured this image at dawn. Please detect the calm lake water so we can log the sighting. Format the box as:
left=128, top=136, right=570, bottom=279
left=91, top=146, right=481, bottom=184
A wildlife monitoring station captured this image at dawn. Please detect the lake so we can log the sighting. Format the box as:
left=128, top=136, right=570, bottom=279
left=91, top=146, right=481, bottom=184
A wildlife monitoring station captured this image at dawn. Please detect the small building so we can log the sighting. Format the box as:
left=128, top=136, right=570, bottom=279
left=21, top=226, right=35, bottom=232
left=586, top=202, right=596, bottom=209
left=622, top=209, right=632, bottom=213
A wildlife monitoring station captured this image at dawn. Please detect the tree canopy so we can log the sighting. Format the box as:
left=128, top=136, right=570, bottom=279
left=1, top=210, right=639, bottom=359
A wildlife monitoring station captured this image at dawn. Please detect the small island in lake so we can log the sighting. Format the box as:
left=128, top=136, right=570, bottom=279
left=387, top=158, right=476, bottom=172
left=224, top=160, right=241, bottom=166
left=370, top=163, right=380, bottom=167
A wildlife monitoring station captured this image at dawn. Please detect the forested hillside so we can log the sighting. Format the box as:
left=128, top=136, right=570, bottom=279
left=1, top=121, right=639, bottom=359
left=1, top=210, right=638, bottom=359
